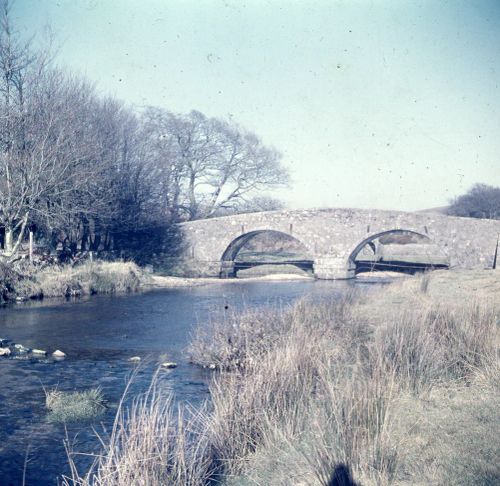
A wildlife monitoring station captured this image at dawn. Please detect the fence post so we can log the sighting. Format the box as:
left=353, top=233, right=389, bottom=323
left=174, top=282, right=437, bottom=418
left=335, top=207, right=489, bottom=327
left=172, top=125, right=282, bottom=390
left=29, top=230, right=34, bottom=264
left=493, top=234, right=499, bottom=270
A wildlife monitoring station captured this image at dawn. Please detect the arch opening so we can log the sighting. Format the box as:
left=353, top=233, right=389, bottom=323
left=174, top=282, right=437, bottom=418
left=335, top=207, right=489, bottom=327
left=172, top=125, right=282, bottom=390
left=348, top=229, right=449, bottom=277
left=220, top=230, right=313, bottom=278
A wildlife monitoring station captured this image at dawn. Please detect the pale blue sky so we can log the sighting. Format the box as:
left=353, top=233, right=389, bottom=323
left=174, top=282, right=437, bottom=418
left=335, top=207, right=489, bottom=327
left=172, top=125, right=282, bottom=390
left=14, top=0, right=500, bottom=211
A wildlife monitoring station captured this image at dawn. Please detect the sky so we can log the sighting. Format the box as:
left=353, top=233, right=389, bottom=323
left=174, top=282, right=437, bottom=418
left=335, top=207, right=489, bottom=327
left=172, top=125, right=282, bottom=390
left=13, top=0, right=500, bottom=211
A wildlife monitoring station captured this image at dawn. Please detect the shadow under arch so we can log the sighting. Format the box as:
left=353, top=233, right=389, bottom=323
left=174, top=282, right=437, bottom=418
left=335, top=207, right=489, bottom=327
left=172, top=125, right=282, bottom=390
left=220, top=229, right=313, bottom=278
left=348, top=229, right=449, bottom=276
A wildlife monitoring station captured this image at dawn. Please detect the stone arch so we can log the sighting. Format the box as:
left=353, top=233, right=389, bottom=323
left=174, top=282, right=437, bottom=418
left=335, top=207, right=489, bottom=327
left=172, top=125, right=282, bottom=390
left=220, top=229, right=313, bottom=277
left=347, top=229, right=449, bottom=275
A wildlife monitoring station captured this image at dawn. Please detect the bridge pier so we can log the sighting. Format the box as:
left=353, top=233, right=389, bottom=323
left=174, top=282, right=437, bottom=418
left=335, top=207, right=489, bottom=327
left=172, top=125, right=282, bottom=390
left=219, top=261, right=236, bottom=278
left=313, top=256, right=354, bottom=280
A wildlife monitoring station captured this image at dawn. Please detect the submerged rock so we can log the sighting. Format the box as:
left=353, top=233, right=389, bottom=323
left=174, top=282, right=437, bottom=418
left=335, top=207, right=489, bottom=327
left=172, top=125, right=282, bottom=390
left=52, top=350, right=66, bottom=358
left=161, top=362, right=177, bottom=369
left=0, top=347, right=11, bottom=356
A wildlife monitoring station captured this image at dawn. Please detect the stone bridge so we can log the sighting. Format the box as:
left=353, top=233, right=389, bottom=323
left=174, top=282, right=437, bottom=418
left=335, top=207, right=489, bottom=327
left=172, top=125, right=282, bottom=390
left=178, top=208, right=500, bottom=279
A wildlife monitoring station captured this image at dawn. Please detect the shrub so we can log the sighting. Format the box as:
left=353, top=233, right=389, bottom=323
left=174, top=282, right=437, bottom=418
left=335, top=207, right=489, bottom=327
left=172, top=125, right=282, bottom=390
left=0, top=261, right=19, bottom=303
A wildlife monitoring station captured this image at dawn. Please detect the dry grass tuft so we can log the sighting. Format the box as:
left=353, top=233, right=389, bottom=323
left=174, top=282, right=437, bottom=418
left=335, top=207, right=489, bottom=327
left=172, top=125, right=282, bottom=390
left=378, top=301, right=498, bottom=394
left=46, top=388, right=106, bottom=423
left=34, top=261, right=144, bottom=298
left=1, top=260, right=146, bottom=301
left=63, top=384, right=214, bottom=486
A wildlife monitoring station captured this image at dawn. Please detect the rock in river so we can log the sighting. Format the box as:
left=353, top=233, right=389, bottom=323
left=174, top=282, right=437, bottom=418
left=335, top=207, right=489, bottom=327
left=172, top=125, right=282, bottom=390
left=52, top=350, right=66, bottom=358
left=0, top=347, right=11, bottom=357
left=31, top=349, right=47, bottom=356
left=128, top=356, right=141, bottom=362
left=14, top=344, right=30, bottom=353
left=161, top=362, right=177, bottom=369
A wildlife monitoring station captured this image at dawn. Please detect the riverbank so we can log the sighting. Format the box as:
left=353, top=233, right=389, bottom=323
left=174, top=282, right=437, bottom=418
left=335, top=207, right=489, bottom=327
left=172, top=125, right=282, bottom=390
left=0, top=260, right=145, bottom=303
left=148, top=272, right=313, bottom=288
left=65, top=269, right=500, bottom=486
left=4, top=256, right=499, bottom=304
left=0, top=258, right=317, bottom=303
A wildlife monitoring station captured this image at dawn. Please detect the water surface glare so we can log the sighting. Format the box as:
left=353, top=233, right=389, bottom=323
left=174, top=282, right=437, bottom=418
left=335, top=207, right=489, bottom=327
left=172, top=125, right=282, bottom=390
left=0, top=279, right=379, bottom=485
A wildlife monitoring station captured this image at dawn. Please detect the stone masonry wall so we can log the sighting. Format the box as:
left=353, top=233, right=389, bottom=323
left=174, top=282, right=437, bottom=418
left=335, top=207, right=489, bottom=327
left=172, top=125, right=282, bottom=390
left=177, top=208, right=500, bottom=279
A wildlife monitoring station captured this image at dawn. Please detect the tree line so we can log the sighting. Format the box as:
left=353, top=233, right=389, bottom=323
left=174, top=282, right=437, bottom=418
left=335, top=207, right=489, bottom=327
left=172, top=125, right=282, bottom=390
left=0, top=1, right=288, bottom=262
left=447, top=183, right=500, bottom=220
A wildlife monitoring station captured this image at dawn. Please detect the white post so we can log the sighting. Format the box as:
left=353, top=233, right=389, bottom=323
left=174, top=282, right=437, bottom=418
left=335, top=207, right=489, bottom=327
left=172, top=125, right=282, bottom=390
left=29, top=230, right=34, bottom=264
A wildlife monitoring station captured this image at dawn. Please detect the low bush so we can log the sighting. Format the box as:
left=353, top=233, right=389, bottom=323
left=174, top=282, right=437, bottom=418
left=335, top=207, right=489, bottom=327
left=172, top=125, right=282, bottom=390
left=0, top=261, right=19, bottom=303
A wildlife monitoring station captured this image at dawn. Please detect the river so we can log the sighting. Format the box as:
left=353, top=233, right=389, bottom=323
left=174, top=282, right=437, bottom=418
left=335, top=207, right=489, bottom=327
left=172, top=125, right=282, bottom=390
left=0, top=279, right=379, bottom=486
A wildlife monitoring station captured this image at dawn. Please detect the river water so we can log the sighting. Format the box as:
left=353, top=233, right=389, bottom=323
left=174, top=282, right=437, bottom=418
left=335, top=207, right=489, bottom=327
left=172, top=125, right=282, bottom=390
left=0, top=279, right=378, bottom=486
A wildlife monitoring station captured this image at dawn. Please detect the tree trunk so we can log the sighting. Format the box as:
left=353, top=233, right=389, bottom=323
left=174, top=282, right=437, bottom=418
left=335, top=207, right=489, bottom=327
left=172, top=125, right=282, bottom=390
left=4, top=227, right=14, bottom=253
left=91, top=217, right=102, bottom=251
left=4, top=214, right=29, bottom=260
left=29, top=230, right=34, bottom=263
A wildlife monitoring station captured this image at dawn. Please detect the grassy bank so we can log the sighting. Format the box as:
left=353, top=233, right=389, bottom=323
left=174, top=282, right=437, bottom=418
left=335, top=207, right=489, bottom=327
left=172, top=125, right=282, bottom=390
left=0, top=260, right=145, bottom=302
left=64, top=270, right=500, bottom=485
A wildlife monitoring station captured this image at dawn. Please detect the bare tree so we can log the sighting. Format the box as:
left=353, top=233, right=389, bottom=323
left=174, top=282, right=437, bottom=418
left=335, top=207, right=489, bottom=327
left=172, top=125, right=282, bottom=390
left=448, top=183, right=500, bottom=220
left=142, top=108, right=289, bottom=220
left=214, top=195, right=285, bottom=216
left=0, top=3, right=290, bottom=262
left=0, top=2, right=102, bottom=259
left=140, top=108, right=186, bottom=222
